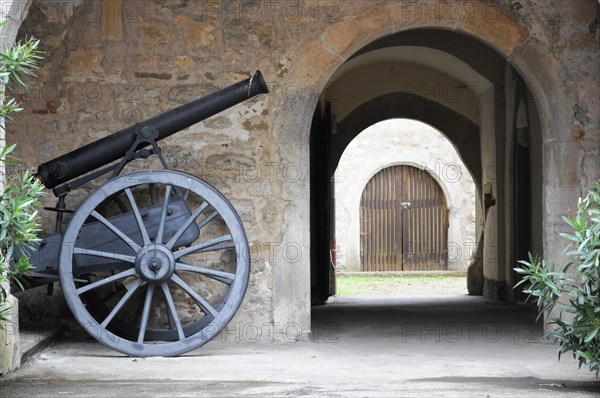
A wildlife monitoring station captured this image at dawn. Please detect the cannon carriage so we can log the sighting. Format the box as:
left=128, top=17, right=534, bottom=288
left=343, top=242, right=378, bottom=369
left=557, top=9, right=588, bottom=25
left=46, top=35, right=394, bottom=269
left=13, top=71, right=269, bottom=357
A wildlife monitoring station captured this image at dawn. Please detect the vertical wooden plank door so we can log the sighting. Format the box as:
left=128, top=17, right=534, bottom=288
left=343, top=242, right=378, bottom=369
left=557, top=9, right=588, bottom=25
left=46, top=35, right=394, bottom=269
left=360, top=165, right=448, bottom=271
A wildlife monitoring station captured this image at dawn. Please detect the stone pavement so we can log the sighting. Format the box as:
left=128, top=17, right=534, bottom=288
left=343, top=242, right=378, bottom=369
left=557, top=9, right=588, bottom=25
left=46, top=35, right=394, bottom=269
left=1, top=295, right=599, bottom=397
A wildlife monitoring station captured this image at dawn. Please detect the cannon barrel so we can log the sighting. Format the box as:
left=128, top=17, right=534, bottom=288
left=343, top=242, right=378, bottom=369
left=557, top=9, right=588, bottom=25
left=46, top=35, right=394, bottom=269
left=36, top=70, right=269, bottom=189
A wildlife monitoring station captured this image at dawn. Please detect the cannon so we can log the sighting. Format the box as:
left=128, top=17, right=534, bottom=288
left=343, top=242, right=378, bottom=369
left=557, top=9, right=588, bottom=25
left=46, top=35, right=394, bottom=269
left=14, top=71, right=269, bottom=357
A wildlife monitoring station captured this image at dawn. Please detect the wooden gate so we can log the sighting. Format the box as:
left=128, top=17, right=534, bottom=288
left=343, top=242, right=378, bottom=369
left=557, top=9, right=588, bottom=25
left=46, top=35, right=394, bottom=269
left=360, top=165, right=448, bottom=271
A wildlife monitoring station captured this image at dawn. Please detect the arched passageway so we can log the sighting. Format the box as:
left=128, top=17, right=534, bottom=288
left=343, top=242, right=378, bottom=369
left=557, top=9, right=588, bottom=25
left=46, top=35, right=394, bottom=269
left=311, top=29, right=543, bottom=305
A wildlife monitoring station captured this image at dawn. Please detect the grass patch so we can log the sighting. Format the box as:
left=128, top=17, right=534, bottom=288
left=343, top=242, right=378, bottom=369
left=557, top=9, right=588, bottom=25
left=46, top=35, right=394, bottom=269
left=335, top=273, right=467, bottom=297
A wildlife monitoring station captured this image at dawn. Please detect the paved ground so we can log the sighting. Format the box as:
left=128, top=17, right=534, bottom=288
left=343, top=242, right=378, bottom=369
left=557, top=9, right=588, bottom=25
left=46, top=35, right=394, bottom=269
left=1, top=295, right=599, bottom=397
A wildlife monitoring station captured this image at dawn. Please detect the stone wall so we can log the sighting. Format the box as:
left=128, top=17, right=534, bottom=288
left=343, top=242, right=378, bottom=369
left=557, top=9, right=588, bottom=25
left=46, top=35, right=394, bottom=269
left=334, top=119, right=477, bottom=272
left=4, top=0, right=599, bottom=339
left=11, top=0, right=320, bottom=337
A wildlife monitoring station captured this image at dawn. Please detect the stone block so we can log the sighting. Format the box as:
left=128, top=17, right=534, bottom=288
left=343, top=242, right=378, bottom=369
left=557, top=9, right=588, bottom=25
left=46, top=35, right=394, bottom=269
left=101, top=0, right=124, bottom=42
left=67, top=50, right=104, bottom=71
left=203, top=115, right=232, bottom=130
left=386, top=0, right=456, bottom=30
left=174, top=15, right=215, bottom=48
left=453, top=2, right=528, bottom=58
left=321, top=4, right=391, bottom=56
left=170, top=55, right=196, bottom=70
left=0, top=293, right=21, bottom=376
left=545, top=141, right=584, bottom=188
left=140, top=18, right=172, bottom=46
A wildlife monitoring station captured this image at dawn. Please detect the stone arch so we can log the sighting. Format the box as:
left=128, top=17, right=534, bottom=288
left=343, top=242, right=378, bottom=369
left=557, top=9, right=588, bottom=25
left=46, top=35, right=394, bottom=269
left=291, top=3, right=554, bottom=120
left=297, top=4, right=558, bottom=308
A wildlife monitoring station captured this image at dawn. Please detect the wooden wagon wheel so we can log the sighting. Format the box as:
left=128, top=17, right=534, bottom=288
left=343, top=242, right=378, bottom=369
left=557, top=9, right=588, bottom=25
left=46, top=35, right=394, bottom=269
left=59, top=170, right=250, bottom=356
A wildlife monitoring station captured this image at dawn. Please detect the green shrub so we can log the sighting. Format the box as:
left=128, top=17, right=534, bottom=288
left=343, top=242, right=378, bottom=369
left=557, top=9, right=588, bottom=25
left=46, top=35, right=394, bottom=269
left=0, top=144, right=45, bottom=321
left=515, top=182, right=600, bottom=375
left=0, top=21, right=44, bottom=322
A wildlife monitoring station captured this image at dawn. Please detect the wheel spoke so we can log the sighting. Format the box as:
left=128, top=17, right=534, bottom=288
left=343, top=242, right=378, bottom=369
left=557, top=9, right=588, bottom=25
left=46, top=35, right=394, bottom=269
left=171, top=274, right=218, bottom=318
left=197, top=211, right=218, bottom=231
left=124, top=188, right=151, bottom=246
left=137, top=284, right=155, bottom=343
left=156, top=185, right=173, bottom=244
left=90, top=211, right=142, bottom=252
left=74, top=247, right=136, bottom=264
left=101, top=278, right=143, bottom=328
left=173, top=235, right=233, bottom=260
left=166, top=202, right=209, bottom=249
left=175, top=263, right=234, bottom=285
left=76, top=268, right=137, bottom=295
left=161, top=282, right=185, bottom=341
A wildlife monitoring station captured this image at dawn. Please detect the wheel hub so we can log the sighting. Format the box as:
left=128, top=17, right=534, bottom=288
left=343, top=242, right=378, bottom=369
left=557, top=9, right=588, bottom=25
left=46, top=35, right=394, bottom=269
left=135, top=244, right=175, bottom=283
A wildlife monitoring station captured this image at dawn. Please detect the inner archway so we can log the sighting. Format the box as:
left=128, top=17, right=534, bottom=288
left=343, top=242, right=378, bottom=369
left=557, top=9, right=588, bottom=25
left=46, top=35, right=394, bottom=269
left=334, top=119, right=477, bottom=275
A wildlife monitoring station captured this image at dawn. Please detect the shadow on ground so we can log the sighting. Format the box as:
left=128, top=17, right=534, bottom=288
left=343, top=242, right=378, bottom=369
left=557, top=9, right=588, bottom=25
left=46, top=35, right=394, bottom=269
left=2, top=295, right=599, bottom=397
